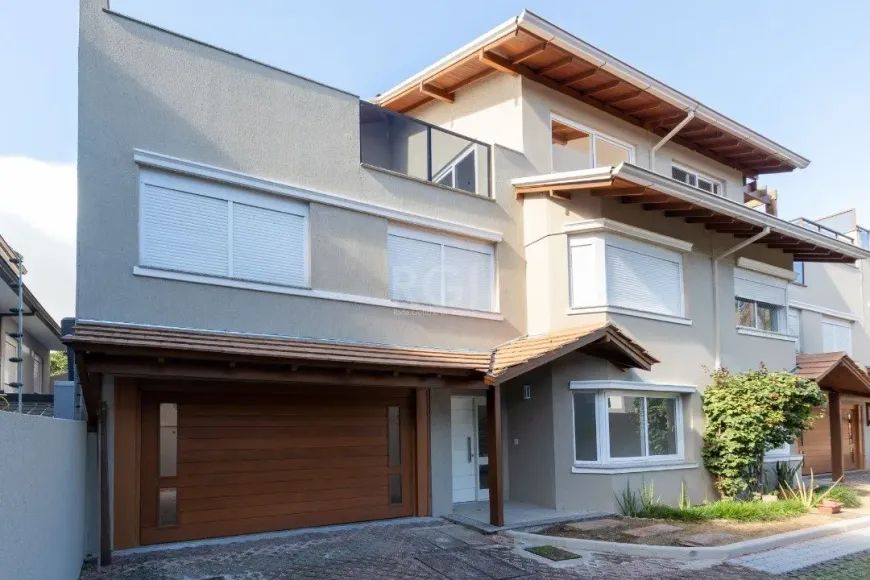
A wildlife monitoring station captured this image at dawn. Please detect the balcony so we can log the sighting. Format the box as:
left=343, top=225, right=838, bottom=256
left=359, top=101, right=491, bottom=197
left=792, top=217, right=855, bottom=245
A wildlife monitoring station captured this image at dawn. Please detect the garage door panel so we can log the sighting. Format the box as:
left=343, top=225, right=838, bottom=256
left=180, top=455, right=387, bottom=476
left=140, top=387, right=416, bottom=544
left=178, top=475, right=388, bottom=500
left=182, top=484, right=389, bottom=512
left=179, top=444, right=388, bottom=464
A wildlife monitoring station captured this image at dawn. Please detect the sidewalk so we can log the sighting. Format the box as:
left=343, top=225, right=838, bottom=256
left=731, top=528, right=870, bottom=574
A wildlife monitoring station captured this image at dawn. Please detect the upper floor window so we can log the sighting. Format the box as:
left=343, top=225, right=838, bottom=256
left=387, top=225, right=495, bottom=312
left=569, top=233, right=685, bottom=321
left=551, top=114, right=634, bottom=173
left=822, top=317, right=852, bottom=356
left=671, top=164, right=723, bottom=196
left=793, top=261, right=805, bottom=285
left=734, top=268, right=787, bottom=334
left=139, top=170, right=309, bottom=288
left=359, top=101, right=491, bottom=197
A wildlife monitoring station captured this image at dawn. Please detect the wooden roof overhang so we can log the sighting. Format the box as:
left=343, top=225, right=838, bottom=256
left=513, top=163, right=870, bottom=264
left=374, top=11, right=808, bottom=178
left=795, top=353, right=870, bottom=397
left=64, top=320, right=659, bottom=422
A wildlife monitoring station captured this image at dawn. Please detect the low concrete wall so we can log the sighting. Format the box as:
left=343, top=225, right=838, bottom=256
left=0, top=411, right=87, bottom=580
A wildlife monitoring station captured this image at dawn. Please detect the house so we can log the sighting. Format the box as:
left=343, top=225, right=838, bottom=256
left=0, top=234, right=63, bottom=399
left=788, top=211, right=870, bottom=475
left=68, top=0, right=870, bottom=559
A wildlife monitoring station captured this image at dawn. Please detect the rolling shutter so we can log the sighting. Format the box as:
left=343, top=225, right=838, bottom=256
left=232, top=203, right=307, bottom=287
left=733, top=268, right=787, bottom=306
left=605, top=243, right=682, bottom=316
left=141, top=185, right=229, bottom=276
left=823, top=319, right=852, bottom=355
left=388, top=234, right=443, bottom=306
left=443, top=246, right=492, bottom=311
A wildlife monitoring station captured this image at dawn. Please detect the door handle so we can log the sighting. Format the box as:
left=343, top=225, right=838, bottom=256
left=467, top=436, right=473, bottom=463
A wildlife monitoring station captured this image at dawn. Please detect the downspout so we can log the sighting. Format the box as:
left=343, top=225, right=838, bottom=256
left=712, top=227, right=771, bottom=368
left=649, top=110, right=695, bottom=171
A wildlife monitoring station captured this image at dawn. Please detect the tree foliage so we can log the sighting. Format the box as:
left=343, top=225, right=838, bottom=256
left=702, top=365, right=825, bottom=498
left=50, top=351, right=68, bottom=377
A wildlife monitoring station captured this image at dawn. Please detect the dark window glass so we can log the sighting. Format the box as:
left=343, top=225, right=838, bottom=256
left=158, top=487, right=177, bottom=527
left=388, top=406, right=400, bottom=468
left=476, top=403, right=488, bottom=459
left=478, top=464, right=489, bottom=490
left=793, top=261, right=805, bottom=285
left=159, top=403, right=177, bottom=478
left=389, top=473, right=402, bottom=505
left=573, top=393, right=598, bottom=461
left=736, top=299, right=754, bottom=327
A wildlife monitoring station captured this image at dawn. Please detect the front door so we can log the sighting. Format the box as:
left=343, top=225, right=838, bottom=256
left=844, top=404, right=861, bottom=471
left=451, top=396, right=489, bottom=503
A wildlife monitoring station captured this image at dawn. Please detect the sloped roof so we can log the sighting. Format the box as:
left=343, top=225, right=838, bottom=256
left=64, top=320, right=656, bottom=383
left=795, top=352, right=870, bottom=395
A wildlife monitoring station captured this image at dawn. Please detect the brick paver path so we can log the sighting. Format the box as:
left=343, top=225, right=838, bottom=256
left=79, top=519, right=870, bottom=580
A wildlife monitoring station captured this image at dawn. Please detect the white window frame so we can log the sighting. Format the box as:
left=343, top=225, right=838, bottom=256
left=387, top=224, right=496, bottom=312
left=138, top=169, right=310, bottom=288
left=33, top=353, right=43, bottom=392
left=432, top=145, right=479, bottom=195
left=822, top=316, right=853, bottom=356
left=567, top=231, right=688, bottom=324
left=734, top=267, right=791, bottom=338
left=570, top=381, right=690, bottom=470
left=550, top=113, right=636, bottom=172
left=671, top=162, right=725, bottom=197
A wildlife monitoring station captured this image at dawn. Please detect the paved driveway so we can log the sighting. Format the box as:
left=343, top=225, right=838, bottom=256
left=79, top=519, right=870, bottom=580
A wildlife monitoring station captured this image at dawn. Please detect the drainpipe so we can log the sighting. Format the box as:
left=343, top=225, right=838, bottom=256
left=712, top=227, right=771, bottom=368
left=649, top=110, right=695, bottom=171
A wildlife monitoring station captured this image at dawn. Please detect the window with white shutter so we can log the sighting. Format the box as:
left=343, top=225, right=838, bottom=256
left=671, top=163, right=723, bottom=196
left=568, top=233, right=685, bottom=319
left=822, top=318, right=852, bottom=355
left=139, top=170, right=309, bottom=287
left=734, top=268, right=787, bottom=333
left=388, top=226, right=494, bottom=312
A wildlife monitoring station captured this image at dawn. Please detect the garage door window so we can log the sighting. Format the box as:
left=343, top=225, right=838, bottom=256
left=387, top=405, right=403, bottom=505
left=158, top=403, right=178, bottom=528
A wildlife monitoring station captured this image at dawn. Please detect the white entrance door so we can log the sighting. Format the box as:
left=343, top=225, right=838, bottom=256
left=451, top=396, right=489, bottom=503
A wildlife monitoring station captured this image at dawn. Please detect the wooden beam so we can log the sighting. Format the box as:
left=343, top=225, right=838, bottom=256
left=513, top=42, right=548, bottom=64
left=562, top=68, right=600, bottom=86
left=607, top=89, right=645, bottom=105
left=679, top=127, right=718, bottom=139
left=622, top=101, right=662, bottom=115
left=415, top=389, right=431, bottom=517
left=643, top=201, right=694, bottom=211
left=487, top=384, right=504, bottom=527
left=685, top=215, right=735, bottom=224
left=478, top=49, right=520, bottom=76
left=622, top=193, right=671, bottom=204
left=552, top=135, right=568, bottom=146
left=590, top=186, right=647, bottom=197
left=705, top=223, right=757, bottom=231
left=580, top=79, right=621, bottom=96
left=830, top=391, right=844, bottom=480
left=643, top=112, right=685, bottom=125
left=99, top=399, right=111, bottom=566
left=419, top=82, right=454, bottom=104
left=693, top=131, right=725, bottom=143
left=665, top=209, right=715, bottom=218
left=536, top=56, right=573, bottom=76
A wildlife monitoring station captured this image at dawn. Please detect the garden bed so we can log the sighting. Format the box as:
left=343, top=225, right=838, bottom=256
left=539, top=483, right=870, bottom=547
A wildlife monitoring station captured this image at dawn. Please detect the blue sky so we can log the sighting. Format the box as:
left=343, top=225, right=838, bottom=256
left=2, top=0, right=869, bottom=319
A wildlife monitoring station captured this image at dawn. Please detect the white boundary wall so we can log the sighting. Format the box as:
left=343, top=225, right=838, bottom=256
left=0, top=411, right=87, bottom=580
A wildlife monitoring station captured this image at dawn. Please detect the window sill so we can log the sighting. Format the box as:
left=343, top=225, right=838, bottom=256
left=361, top=163, right=495, bottom=202
left=572, top=461, right=698, bottom=474
left=763, top=455, right=803, bottom=463
left=133, top=266, right=505, bottom=321
left=567, top=306, right=692, bottom=326
left=736, top=326, right=797, bottom=342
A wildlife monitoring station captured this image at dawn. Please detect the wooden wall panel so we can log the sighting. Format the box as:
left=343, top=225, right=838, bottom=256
left=113, top=378, right=140, bottom=549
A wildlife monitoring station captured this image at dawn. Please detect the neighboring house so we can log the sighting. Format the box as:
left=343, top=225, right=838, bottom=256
left=788, top=211, right=870, bottom=475
left=68, top=0, right=870, bottom=558
left=0, top=234, right=63, bottom=398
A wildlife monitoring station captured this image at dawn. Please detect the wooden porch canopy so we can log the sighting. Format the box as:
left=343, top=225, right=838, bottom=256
left=373, top=11, right=808, bottom=177
left=513, top=163, right=870, bottom=264
left=795, top=352, right=870, bottom=480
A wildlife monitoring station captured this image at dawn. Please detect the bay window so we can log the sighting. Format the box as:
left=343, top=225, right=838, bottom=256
left=571, top=382, right=691, bottom=470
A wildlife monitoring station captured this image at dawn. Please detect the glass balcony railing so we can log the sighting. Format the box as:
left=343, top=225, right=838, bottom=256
left=791, top=217, right=854, bottom=244
left=359, top=101, right=491, bottom=197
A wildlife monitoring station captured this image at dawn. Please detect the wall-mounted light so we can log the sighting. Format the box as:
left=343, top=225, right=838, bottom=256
left=523, top=385, right=531, bottom=400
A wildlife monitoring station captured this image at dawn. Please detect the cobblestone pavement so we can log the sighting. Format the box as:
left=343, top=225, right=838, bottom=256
left=79, top=520, right=870, bottom=580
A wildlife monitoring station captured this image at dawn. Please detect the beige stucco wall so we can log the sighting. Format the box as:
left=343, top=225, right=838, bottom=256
left=78, top=0, right=533, bottom=351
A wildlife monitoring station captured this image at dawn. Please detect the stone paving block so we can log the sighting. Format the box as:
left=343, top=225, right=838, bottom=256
left=623, top=524, right=684, bottom=538
left=410, top=527, right=469, bottom=550
left=565, top=518, right=623, bottom=531
left=679, top=531, right=740, bottom=547
left=450, top=547, right=530, bottom=578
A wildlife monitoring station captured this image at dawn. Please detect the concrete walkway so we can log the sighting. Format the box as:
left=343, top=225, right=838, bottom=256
left=732, top=528, right=870, bottom=574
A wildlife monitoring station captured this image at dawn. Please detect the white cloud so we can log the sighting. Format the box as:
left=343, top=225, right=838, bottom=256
left=0, top=157, right=77, bottom=322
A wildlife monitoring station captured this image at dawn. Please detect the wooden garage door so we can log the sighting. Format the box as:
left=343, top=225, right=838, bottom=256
left=800, top=406, right=832, bottom=475
left=799, top=402, right=864, bottom=475
left=139, top=387, right=416, bottom=545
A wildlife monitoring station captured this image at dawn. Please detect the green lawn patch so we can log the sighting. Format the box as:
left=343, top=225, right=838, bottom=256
left=637, top=499, right=807, bottom=522
left=817, top=485, right=861, bottom=509
left=526, top=545, right=582, bottom=561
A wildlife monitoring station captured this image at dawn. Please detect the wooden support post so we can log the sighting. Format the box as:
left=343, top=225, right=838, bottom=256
left=99, top=399, right=112, bottom=566
left=829, top=391, right=844, bottom=480
left=415, top=388, right=431, bottom=517
left=487, top=384, right=504, bottom=527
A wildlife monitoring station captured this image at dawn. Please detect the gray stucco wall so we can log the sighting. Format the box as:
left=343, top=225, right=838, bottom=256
left=0, top=412, right=87, bottom=579
left=77, top=0, right=527, bottom=351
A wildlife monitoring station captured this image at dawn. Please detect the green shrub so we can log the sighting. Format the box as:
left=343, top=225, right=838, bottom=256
left=636, top=499, right=807, bottom=522
left=817, top=485, right=861, bottom=508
